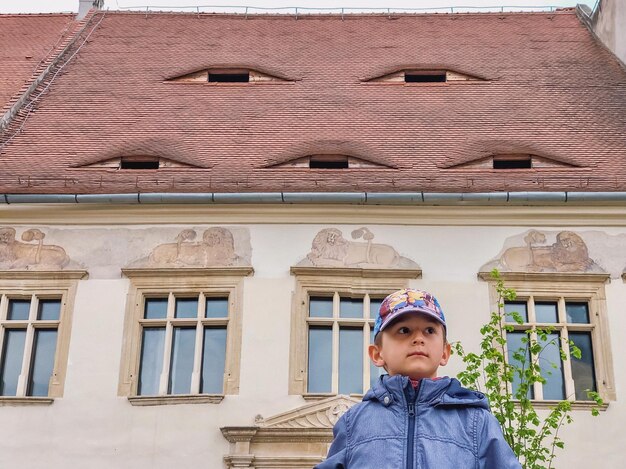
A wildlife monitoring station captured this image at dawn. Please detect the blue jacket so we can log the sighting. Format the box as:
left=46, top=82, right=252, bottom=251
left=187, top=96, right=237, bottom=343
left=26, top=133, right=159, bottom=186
left=315, top=375, right=521, bottom=469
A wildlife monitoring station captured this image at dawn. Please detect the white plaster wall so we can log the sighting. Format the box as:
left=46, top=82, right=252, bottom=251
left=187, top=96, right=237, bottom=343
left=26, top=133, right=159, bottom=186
left=594, top=0, right=626, bottom=65
left=1, top=222, right=625, bottom=468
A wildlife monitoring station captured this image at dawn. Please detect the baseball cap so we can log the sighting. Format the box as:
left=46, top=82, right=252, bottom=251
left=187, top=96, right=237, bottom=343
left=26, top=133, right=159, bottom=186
left=373, top=289, right=446, bottom=338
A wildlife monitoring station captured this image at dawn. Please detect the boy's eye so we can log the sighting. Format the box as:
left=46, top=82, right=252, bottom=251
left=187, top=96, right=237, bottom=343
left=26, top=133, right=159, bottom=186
left=425, top=327, right=436, bottom=334
left=397, top=326, right=410, bottom=334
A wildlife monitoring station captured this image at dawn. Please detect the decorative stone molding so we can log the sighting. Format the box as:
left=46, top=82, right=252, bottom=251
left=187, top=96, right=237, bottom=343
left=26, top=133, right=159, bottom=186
left=127, top=394, right=224, bottom=406
left=221, top=395, right=360, bottom=468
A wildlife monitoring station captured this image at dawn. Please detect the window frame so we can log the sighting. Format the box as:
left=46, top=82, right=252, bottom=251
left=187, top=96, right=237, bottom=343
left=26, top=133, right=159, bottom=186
left=0, top=270, right=86, bottom=404
left=482, top=272, right=615, bottom=409
left=119, top=267, right=252, bottom=406
left=289, top=266, right=420, bottom=398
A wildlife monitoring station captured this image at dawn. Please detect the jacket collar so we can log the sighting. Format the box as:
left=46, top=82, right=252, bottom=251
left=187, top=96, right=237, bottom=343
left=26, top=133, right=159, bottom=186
left=363, top=374, right=489, bottom=410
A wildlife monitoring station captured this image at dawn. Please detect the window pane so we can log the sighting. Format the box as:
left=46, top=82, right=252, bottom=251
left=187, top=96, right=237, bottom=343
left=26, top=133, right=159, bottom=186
left=566, top=302, right=590, bottom=324
left=339, top=327, right=363, bottom=394
left=205, top=297, right=229, bottom=318
left=340, top=298, right=363, bottom=319
left=138, top=328, right=165, bottom=395
left=37, top=300, right=61, bottom=321
left=369, top=298, right=382, bottom=320
left=201, top=327, right=227, bottom=393
left=538, top=332, right=565, bottom=400
left=369, top=329, right=381, bottom=391
left=168, top=327, right=196, bottom=394
left=175, top=297, right=198, bottom=319
left=504, top=301, right=527, bottom=323
left=144, top=298, right=168, bottom=319
left=27, top=329, right=58, bottom=396
left=507, top=332, right=533, bottom=399
left=309, top=297, right=333, bottom=318
left=535, top=302, right=558, bottom=323
left=307, top=327, right=332, bottom=393
left=570, top=332, right=597, bottom=401
left=7, top=300, right=30, bottom=320
left=0, top=329, right=27, bottom=396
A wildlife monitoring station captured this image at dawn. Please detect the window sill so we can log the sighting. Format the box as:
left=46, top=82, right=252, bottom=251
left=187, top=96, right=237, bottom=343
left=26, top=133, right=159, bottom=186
left=0, top=397, right=54, bottom=406
left=127, top=394, right=224, bottom=406
left=303, top=393, right=364, bottom=402
left=524, top=400, right=609, bottom=412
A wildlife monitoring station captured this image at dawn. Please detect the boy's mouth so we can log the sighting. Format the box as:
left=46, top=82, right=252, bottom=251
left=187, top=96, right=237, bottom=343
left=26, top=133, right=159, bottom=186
left=408, top=351, right=428, bottom=357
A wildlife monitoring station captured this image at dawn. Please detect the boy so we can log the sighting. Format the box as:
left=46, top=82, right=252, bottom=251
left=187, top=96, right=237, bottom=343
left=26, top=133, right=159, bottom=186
left=315, top=288, right=521, bottom=469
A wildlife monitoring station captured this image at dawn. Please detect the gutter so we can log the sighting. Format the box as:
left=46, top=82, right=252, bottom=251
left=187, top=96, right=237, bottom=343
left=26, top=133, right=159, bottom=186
left=3, top=191, right=626, bottom=205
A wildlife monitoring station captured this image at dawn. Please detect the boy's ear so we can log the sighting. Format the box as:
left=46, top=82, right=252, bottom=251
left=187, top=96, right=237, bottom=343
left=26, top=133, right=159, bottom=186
left=368, top=343, right=386, bottom=368
left=439, top=342, right=452, bottom=367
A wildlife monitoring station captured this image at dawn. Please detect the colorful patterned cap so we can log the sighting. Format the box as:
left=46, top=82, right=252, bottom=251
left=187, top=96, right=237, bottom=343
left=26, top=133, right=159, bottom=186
left=373, top=289, right=446, bottom=338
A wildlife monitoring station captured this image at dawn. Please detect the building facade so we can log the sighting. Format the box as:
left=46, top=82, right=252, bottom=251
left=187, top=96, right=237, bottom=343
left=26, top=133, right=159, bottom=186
left=1, top=5, right=625, bottom=468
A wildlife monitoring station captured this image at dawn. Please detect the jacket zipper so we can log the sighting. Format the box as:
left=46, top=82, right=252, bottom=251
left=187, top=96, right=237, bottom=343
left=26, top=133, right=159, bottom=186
left=406, top=383, right=422, bottom=469
left=407, top=401, right=415, bottom=469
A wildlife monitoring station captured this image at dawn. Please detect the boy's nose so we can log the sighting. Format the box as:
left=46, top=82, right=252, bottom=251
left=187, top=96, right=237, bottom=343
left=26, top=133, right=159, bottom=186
left=412, top=334, right=425, bottom=344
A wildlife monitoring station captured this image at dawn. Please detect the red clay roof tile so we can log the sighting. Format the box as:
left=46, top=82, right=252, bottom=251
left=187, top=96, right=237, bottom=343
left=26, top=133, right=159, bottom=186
left=0, top=10, right=625, bottom=194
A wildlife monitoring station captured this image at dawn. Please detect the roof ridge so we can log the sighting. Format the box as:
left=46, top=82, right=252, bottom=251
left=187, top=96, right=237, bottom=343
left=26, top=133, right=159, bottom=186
left=100, top=8, right=577, bottom=18
left=0, top=13, right=75, bottom=17
left=0, top=9, right=103, bottom=145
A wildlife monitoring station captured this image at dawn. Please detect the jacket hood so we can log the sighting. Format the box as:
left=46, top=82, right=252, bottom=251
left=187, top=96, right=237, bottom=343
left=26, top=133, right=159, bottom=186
left=363, top=374, right=489, bottom=410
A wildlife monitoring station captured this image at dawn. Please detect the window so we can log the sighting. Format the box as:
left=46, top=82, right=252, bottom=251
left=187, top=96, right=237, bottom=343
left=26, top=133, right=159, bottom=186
left=493, top=155, right=532, bottom=169
left=484, top=274, right=615, bottom=407
left=309, top=155, right=349, bottom=169
left=404, top=71, right=446, bottom=83
left=0, top=271, right=85, bottom=403
left=119, top=267, right=251, bottom=405
left=208, top=71, right=250, bottom=83
left=289, top=267, right=421, bottom=397
left=120, top=158, right=159, bottom=170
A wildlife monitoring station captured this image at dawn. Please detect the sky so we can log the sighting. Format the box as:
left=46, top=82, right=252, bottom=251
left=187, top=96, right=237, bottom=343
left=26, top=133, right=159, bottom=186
left=0, top=0, right=597, bottom=14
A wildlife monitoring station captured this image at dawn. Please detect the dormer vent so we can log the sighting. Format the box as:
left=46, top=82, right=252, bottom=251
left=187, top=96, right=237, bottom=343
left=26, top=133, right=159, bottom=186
left=309, top=155, right=349, bottom=169
left=120, top=157, right=159, bottom=170
left=405, top=71, right=447, bottom=83
left=209, top=71, right=250, bottom=83
left=166, top=68, right=289, bottom=84
left=493, top=155, right=532, bottom=169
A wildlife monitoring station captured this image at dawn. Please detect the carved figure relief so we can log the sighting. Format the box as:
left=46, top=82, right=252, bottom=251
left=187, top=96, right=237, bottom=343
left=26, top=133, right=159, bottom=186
left=300, top=227, right=418, bottom=269
left=0, top=227, right=70, bottom=270
left=130, top=227, right=245, bottom=268
left=482, top=230, right=602, bottom=273
left=256, top=395, right=359, bottom=429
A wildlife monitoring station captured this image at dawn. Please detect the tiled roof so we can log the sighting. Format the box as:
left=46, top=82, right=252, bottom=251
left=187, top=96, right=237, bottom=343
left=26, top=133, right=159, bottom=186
left=0, top=14, right=76, bottom=111
left=0, top=10, right=625, bottom=194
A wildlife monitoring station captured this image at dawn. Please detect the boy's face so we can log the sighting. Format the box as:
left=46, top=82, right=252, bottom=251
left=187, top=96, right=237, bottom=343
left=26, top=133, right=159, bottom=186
left=368, top=314, right=451, bottom=380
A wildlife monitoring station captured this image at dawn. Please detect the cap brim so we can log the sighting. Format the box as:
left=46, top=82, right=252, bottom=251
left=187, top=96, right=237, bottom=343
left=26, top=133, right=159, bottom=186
left=378, top=307, right=446, bottom=333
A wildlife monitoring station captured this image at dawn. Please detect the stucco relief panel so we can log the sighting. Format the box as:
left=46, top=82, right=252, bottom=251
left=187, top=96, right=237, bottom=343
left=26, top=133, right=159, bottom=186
left=480, top=229, right=626, bottom=277
left=0, top=226, right=251, bottom=277
left=0, top=227, right=82, bottom=270
left=128, top=227, right=250, bottom=268
left=297, top=227, right=419, bottom=269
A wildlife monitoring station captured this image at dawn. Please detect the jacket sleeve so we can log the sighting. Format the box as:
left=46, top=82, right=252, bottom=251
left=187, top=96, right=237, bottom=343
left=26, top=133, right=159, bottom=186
left=314, top=413, right=349, bottom=469
left=477, top=411, right=522, bottom=469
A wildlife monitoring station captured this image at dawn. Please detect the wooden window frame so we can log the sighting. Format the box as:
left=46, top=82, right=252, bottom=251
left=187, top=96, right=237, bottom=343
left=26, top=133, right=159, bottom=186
left=289, top=266, right=420, bottom=399
left=0, top=270, right=86, bottom=405
left=119, top=267, right=252, bottom=406
left=482, top=272, right=615, bottom=409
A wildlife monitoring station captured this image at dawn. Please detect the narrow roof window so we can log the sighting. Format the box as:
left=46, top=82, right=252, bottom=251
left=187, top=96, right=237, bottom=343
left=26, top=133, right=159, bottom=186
left=208, top=72, right=250, bottom=83
left=405, top=71, right=446, bottom=83
left=493, top=155, right=532, bottom=169
left=120, top=158, right=159, bottom=170
left=309, top=155, right=349, bottom=169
